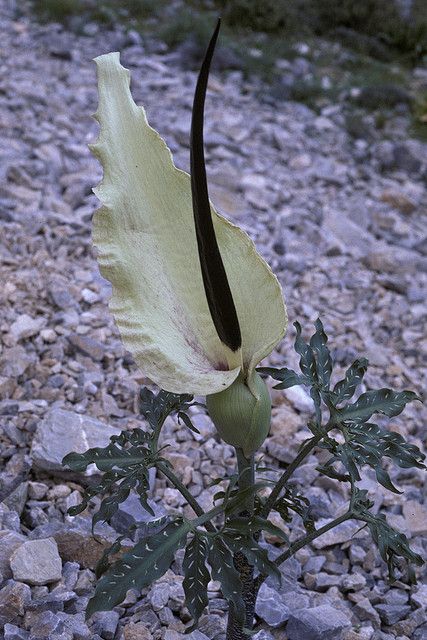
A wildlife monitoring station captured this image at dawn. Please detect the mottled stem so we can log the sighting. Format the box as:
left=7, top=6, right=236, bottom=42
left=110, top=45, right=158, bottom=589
left=226, top=449, right=256, bottom=640
left=156, top=461, right=216, bottom=533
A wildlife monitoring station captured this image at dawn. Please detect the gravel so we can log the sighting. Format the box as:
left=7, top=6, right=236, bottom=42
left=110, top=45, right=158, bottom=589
left=0, top=0, right=425, bottom=638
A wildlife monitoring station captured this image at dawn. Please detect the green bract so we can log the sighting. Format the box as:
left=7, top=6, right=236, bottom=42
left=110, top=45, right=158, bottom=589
left=90, top=52, right=287, bottom=398
left=206, top=371, right=271, bottom=455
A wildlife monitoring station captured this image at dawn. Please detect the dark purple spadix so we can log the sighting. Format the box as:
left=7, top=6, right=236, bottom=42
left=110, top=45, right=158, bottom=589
left=190, top=18, right=242, bottom=353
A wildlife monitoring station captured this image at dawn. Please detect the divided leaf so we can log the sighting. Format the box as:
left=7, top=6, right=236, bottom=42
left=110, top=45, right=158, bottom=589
left=139, top=387, right=194, bottom=432
left=294, top=321, right=318, bottom=383
left=365, top=513, right=424, bottom=581
left=63, top=429, right=155, bottom=531
left=332, top=358, right=368, bottom=403
left=257, top=366, right=308, bottom=390
left=208, top=537, right=245, bottom=624
left=182, top=533, right=210, bottom=627
left=309, top=318, right=332, bottom=389
left=273, top=486, right=315, bottom=533
left=86, top=519, right=191, bottom=618
left=224, top=516, right=289, bottom=543
left=339, top=388, right=421, bottom=423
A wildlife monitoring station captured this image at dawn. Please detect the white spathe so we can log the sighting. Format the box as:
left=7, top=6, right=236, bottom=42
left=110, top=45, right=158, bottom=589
left=91, top=52, right=287, bottom=396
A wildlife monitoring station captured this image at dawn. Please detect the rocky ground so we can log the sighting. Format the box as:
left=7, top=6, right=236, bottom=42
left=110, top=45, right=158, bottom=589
left=0, top=2, right=427, bottom=640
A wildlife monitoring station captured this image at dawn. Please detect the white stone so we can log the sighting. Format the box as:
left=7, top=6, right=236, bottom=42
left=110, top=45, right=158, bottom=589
left=31, top=408, right=121, bottom=473
left=10, top=538, right=62, bottom=585
left=9, top=314, right=45, bottom=341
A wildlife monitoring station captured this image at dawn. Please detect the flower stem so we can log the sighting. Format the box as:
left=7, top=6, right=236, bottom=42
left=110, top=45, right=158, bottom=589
left=254, top=510, right=353, bottom=591
left=156, top=461, right=216, bottom=533
left=225, top=449, right=256, bottom=640
left=260, top=433, right=323, bottom=518
left=235, top=448, right=255, bottom=515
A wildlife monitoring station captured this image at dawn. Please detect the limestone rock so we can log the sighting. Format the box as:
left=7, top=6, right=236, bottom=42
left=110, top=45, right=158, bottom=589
left=286, top=605, right=351, bottom=640
left=0, top=530, right=26, bottom=580
left=10, top=538, right=62, bottom=585
left=30, top=408, right=121, bottom=474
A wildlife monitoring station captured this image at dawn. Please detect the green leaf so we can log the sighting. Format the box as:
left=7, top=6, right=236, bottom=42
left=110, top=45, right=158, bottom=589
left=340, top=388, right=420, bottom=423
left=365, top=513, right=424, bottom=581
left=224, top=483, right=270, bottom=517
left=273, top=486, right=315, bottom=532
left=309, top=318, right=332, bottom=389
left=86, top=519, right=191, bottom=618
left=221, top=533, right=281, bottom=585
left=348, top=422, right=425, bottom=470
left=63, top=428, right=156, bottom=532
left=332, top=358, right=368, bottom=403
left=177, top=411, right=201, bottom=434
left=182, top=533, right=210, bottom=627
left=294, top=321, right=317, bottom=382
left=208, top=536, right=245, bottom=624
left=257, top=366, right=308, bottom=390
left=139, top=387, right=194, bottom=432
left=63, top=440, right=151, bottom=473
left=224, top=515, right=289, bottom=543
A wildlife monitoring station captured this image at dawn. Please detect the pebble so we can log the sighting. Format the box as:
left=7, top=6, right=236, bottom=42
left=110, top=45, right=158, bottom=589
left=0, top=581, right=31, bottom=626
left=30, top=408, right=121, bottom=473
left=0, top=531, right=26, bottom=579
left=402, top=500, right=427, bottom=536
left=4, top=624, right=30, bottom=640
left=9, top=315, right=46, bottom=341
left=286, top=604, right=351, bottom=640
left=375, top=604, right=411, bottom=625
left=10, top=538, right=62, bottom=585
left=255, top=583, right=290, bottom=626
left=90, top=610, right=120, bottom=639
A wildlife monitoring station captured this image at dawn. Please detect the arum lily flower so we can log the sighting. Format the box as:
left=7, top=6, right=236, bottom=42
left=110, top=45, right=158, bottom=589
left=90, top=20, right=287, bottom=454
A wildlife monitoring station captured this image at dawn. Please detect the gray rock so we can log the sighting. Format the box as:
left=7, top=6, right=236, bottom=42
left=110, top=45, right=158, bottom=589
left=255, top=583, right=290, bottom=626
left=149, top=582, right=170, bottom=611
left=252, top=632, right=274, bottom=640
left=383, top=588, right=408, bottom=605
left=4, top=624, right=30, bottom=640
left=0, top=503, right=21, bottom=532
left=30, top=408, right=120, bottom=473
left=0, top=530, right=26, bottom=579
left=60, top=562, right=80, bottom=591
left=322, top=208, right=376, bottom=259
left=0, top=581, right=31, bottom=626
left=305, top=572, right=342, bottom=590
left=414, top=623, right=427, bottom=640
left=286, top=605, right=351, bottom=640
left=0, top=346, right=34, bottom=378
left=375, top=604, right=411, bottom=625
left=312, top=520, right=362, bottom=549
left=342, top=573, right=367, bottom=591
left=57, top=612, right=91, bottom=640
left=3, top=482, right=28, bottom=516
left=184, top=632, right=209, bottom=640
left=9, top=314, right=46, bottom=341
left=68, top=334, right=105, bottom=361
left=411, top=584, right=427, bottom=609
left=304, top=556, right=326, bottom=573
left=29, top=517, right=119, bottom=570
left=27, top=610, right=71, bottom=640
left=110, top=493, right=168, bottom=537
left=89, top=610, right=120, bottom=639
left=353, top=598, right=381, bottom=629
left=10, top=538, right=62, bottom=585
left=392, top=141, right=423, bottom=174
left=74, top=569, right=95, bottom=595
